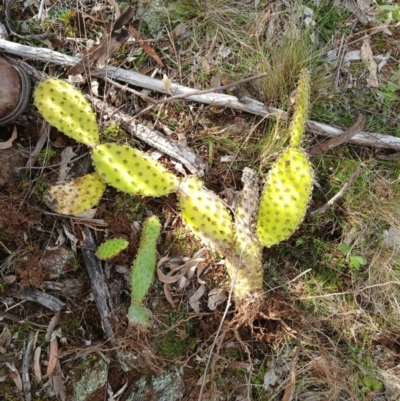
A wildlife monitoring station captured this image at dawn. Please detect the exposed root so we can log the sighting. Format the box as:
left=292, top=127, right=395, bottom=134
left=207, top=291, right=303, bottom=396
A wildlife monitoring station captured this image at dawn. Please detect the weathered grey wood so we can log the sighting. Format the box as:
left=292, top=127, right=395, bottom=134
left=1, top=38, right=400, bottom=151
left=81, top=227, right=116, bottom=346
left=12, top=287, right=65, bottom=312
left=21, top=334, right=34, bottom=401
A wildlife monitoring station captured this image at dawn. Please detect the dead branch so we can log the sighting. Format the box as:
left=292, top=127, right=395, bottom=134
left=308, top=115, right=366, bottom=156
left=22, top=334, right=34, bottom=401
left=1, top=39, right=400, bottom=151
left=310, top=164, right=365, bottom=216
left=10, top=287, right=65, bottom=312
left=81, top=226, right=116, bottom=346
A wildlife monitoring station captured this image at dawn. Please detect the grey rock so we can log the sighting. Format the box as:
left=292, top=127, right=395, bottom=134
left=125, top=365, right=183, bottom=401
left=69, top=358, right=108, bottom=401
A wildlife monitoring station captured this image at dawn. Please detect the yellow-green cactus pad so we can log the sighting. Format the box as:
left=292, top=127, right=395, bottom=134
left=289, top=68, right=311, bottom=148
left=256, top=147, right=313, bottom=247
left=178, top=176, right=235, bottom=255
left=34, top=79, right=99, bottom=147
left=131, top=216, right=161, bottom=304
left=96, top=238, right=129, bottom=260
left=44, top=172, right=106, bottom=215
left=92, top=143, right=180, bottom=197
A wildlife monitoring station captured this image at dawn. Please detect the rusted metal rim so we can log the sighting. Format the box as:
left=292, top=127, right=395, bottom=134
left=0, top=59, right=31, bottom=125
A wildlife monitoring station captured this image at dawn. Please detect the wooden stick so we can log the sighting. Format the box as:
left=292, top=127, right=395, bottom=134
left=310, top=164, right=365, bottom=216
left=22, top=335, right=34, bottom=401
left=81, top=226, right=116, bottom=346
left=1, top=39, right=400, bottom=151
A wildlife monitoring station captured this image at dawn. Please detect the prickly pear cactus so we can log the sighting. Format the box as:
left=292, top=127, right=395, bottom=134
left=96, top=238, right=129, bottom=260
left=178, top=176, right=235, bottom=255
left=43, top=172, right=106, bottom=215
left=92, top=143, right=180, bottom=197
left=34, top=79, right=99, bottom=147
left=128, top=216, right=161, bottom=328
left=256, top=69, right=313, bottom=247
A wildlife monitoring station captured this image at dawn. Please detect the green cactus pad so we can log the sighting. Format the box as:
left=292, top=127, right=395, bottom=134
left=256, top=147, right=313, bottom=247
left=43, top=172, right=106, bottom=215
left=34, top=79, right=99, bottom=147
left=127, top=303, right=152, bottom=328
left=96, top=238, right=129, bottom=260
left=178, top=176, right=235, bottom=254
left=131, top=216, right=161, bottom=304
left=289, top=69, right=311, bottom=148
left=91, top=143, right=180, bottom=197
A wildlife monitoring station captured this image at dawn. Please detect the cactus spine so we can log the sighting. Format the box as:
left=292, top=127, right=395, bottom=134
left=256, top=69, right=313, bottom=247
left=96, top=238, right=129, bottom=260
left=128, top=216, right=161, bottom=328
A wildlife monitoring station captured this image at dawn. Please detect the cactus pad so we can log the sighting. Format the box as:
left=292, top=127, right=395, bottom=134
left=96, top=238, right=129, bottom=260
left=256, top=147, right=313, bottom=247
left=129, top=216, right=161, bottom=328
left=34, top=79, right=99, bottom=147
left=44, top=172, right=106, bottom=215
left=92, top=143, right=180, bottom=197
left=131, top=216, right=161, bottom=304
left=178, top=176, right=235, bottom=254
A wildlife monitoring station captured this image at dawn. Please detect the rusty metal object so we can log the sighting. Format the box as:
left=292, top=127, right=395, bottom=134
left=0, top=57, right=30, bottom=125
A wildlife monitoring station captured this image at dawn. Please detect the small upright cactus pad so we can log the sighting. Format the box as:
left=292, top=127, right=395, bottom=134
left=34, top=79, right=99, bottom=147
left=130, top=216, right=161, bottom=304
left=128, top=216, right=161, bottom=328
left=178, top=176, right=235, bottom=255
left=289, top=69, right=311, bottom=148
left=91, top=143, right=180, bottom=197
left=96, top=238, right=129, bottom=260
left=256, top=147, right=313, bottom=247
left=43, top=172, right=106, bottom=215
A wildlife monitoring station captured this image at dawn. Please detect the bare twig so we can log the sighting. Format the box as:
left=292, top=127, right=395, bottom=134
left=22, top=334, right=34, bottom=401
left=154, top=73, right=268, bottom=105
left=281, top=344, right=300, bottom=401
left=375, top=152, right=400, bottom=161
left=298, top=280, right=400, bottom=300
left=25, top=122, right=50, bottom=169
left=308, top=115, right=366, bottom=156
left=20, top=152, right=89, bottom=170
left=310, top=164, right=365, bottom=216
left=10, top=287, right=65, bottom=312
